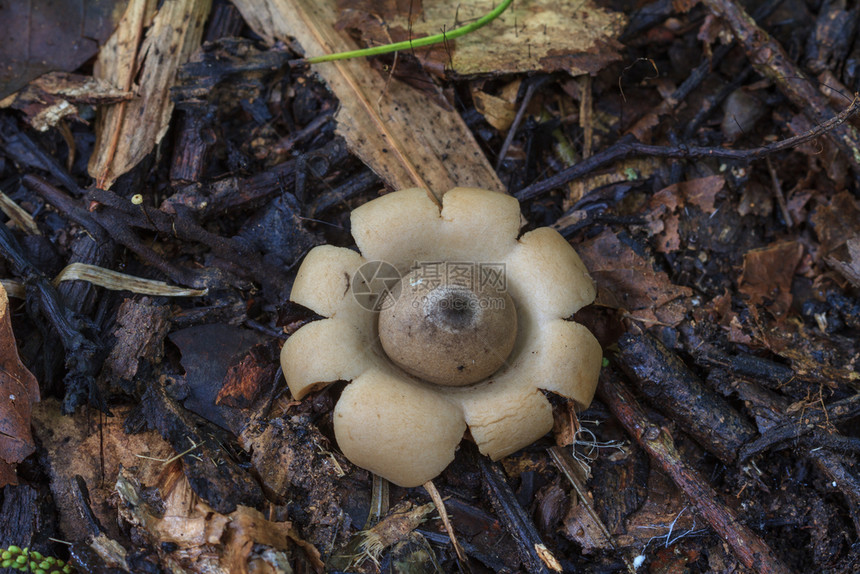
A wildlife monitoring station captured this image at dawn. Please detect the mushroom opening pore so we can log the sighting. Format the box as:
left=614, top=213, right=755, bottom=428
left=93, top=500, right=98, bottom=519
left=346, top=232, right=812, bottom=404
left=378, top=267, right=518, bottom=386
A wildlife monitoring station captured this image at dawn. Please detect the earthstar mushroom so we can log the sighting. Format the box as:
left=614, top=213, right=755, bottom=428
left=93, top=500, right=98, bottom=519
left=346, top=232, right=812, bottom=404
left=281, top=187, right=601, bottom=487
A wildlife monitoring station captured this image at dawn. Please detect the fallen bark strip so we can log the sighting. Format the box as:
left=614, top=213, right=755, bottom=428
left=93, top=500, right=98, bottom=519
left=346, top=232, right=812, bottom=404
left=515, top=95, right=860, bottom=202
left=702, top=0, right=860, bottom=178
left=597, top=367, right=795, bottom=574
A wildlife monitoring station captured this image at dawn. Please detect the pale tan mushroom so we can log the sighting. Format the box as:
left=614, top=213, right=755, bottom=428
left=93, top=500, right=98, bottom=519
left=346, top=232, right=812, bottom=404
left=280, top=187, right=601, bottom=487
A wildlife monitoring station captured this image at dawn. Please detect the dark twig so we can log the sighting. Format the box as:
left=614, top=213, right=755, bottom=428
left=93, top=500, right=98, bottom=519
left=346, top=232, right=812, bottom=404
left=597, top=367, right=795, bottom=574
left=739, top=393, right=860, bottom=462
left=0, top=223, right=103, bottom=413
left=515, top=95, right=860, bottom=201
left=89, top=188, right=289, bottom=289
left=23, top=175, right=108, bottom=244
left=479, top=457, right=555, bottom=574
left=702, top=0, right=860, bottom=177
left=496, top=78, right=547, bottom=172
left=0, top=116, right=85, bottom=196
left=616, top=331, right=757, bottom=464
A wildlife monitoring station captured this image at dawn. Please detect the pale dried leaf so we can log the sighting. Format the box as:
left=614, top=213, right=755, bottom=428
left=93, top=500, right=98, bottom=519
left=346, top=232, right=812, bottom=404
left=88, top=0, right=211, bottom=189
left=0, top=190, right=40, bottom=235
left=232, top=0, right=503, bottom=196
left=473, top=90, right=517, bottom=131
left=53, top=262, right=208, bottom=296
left=347, top=0, right=627, bottom=76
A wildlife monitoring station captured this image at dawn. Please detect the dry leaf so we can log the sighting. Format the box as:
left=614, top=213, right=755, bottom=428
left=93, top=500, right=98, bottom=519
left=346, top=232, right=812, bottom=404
left=739, top=241, right=804, bottom=319
left=563, top=501, right=614, bottom=553
left=0, top=72, right=132, bottom=131
left=115, top=469, right=323, bottom=573
left=30, top=400, right=174, bottom=539
left=0, top=0, right=127, bottom=100
left=88, top=0, right=211, bottom=189
left=232, top=0, right=503, bottom=195
left=645, top=176, right=725, bottom=253
left=472, top=80, right=521, bottom=131
left=577, top=230, right=693, bottom=326
left=0, top=283, right=40, bottom=487
left=341, top=0, right=627, bottom=77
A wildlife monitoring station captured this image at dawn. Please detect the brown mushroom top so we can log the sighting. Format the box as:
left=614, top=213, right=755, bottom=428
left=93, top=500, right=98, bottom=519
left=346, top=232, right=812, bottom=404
left=281, top=187, right=601, bottom=487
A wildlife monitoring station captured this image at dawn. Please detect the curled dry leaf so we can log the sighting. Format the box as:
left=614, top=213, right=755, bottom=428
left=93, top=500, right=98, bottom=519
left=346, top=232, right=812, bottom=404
left=0, top=283, right=40, bottom=487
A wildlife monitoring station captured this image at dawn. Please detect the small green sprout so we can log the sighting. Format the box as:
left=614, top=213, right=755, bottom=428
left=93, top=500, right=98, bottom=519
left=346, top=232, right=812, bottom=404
left=300, top=0, right=513, bottom=65
left=0, top=546, right=73, bottom=574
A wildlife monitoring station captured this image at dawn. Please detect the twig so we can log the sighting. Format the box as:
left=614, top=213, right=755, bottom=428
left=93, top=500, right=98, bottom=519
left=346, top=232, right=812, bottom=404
left=0, top=223, right=103, bottom=413
left=479, top=457, right=556, bottom=574
left=515, top=95, right=860, bottom=202
left=496, top=78, right=546, bottom=172
left=739, top=393, right=860, bottom=462
left=597, top=367, right=795, bottom=574
left=616, top=331, right=757, bottom=464
left=423, top=480, right=466, bottom=563
left=765, top=156, right=793, bottom=227
left=702, top=0, right=860, bottom=177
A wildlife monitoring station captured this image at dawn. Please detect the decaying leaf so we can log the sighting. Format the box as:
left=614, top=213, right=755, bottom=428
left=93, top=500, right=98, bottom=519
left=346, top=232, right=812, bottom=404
left=30, top=400, right=174, bottom=540
left=812, top=191, right=860, bottom=287
left=0, top=0, right=128, bottom=100
left=577, top=230, right=693, bottom=326
left=231, top=0, right=504, bottom=195
left=0, top=72, right=132, bottom=131
left=339, top=0, right=627, bottom=77
left=563, top=501, right=614, bottom=553
left=115, top=468, right=323, bottom=573
left=739, top=241, right=804, bottom=319
left=88, top=0, right=211, bottom=189
left=0, top=283, right=40, bottom=487
left=646, top=176, right=725, bottom=253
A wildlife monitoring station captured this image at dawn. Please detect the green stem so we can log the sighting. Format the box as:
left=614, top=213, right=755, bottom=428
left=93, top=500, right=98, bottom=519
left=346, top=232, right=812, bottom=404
left=302, top=0, right=513, bottom=64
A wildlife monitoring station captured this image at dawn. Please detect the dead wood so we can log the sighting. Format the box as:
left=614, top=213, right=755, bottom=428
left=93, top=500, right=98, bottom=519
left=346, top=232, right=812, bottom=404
left=597, top=366, right=795, bottom=574
left=616, top=330, right=757, bottom=464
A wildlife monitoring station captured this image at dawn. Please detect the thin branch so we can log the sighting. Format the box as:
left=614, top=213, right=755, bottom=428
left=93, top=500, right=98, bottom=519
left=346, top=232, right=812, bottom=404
left=516, top=94, right=860, bottom=202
